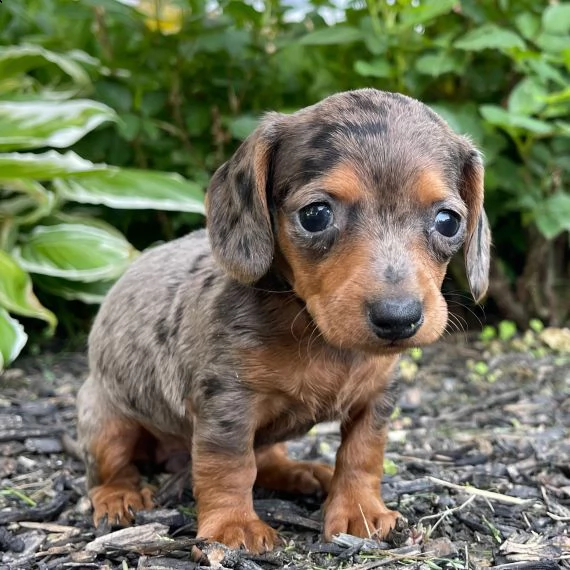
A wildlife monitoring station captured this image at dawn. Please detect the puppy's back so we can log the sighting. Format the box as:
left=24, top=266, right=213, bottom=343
left=87, top=229, right=223, bottom=430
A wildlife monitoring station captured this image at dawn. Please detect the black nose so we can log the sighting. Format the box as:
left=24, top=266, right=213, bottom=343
left=367, top=297, right=424, bottom=340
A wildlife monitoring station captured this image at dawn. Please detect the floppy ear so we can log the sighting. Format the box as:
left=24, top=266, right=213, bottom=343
left=458, top=144, right=491, bottom=303
left=206, top=113, right=282, bottom=283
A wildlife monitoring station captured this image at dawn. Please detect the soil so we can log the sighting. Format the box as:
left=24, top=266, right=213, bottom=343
left=0, top=330, right=569, bottom=570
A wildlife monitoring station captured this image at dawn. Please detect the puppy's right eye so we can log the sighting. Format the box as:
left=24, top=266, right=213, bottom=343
left=434, top=209, right=461, bottom=237
left=298, top=203, right=333, bottom=233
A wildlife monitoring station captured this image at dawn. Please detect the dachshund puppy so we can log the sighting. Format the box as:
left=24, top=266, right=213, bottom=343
left=77, top=88, right=490, bottom=553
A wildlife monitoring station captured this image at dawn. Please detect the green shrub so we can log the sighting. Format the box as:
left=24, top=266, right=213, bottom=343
left=0, top=45, right=204, bottom=369
left=1, top=0, right=569, bottom=365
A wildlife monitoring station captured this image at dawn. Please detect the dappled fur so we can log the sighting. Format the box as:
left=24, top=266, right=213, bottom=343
left=77, top=88, right=490, bottom=553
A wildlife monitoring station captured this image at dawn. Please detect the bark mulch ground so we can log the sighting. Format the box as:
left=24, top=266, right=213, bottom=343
left=0, top=329, right=569, bottom=570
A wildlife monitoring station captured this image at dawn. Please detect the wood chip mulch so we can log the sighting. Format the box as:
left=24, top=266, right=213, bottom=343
left=0, top=331, right=569, bottom=569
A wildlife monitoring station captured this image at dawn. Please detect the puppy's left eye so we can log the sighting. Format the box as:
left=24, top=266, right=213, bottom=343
left=298, top=202, right=333, bottom=232
left=434, top=210, right=461, bottom=237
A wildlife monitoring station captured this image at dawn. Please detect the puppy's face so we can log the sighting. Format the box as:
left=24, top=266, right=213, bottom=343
left=274, top=163, right=466, bottom=352
left=207, top=89, right=490, bottom=353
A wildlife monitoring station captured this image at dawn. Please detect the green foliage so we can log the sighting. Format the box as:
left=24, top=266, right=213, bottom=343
left=529, top=318, right=544, bottom=333
left=479, top=325, right=497, bottom=342
left=498, top=320, right=517, bottom=342
left=0, top=45, right=204, bottom=369
left=1, top=0, right=570, bottom=364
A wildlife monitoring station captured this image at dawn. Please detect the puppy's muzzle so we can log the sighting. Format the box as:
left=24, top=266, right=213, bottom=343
left=367, top=297, right=424, bottom=341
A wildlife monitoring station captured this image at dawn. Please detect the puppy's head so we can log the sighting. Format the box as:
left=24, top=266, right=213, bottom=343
left=206, top=89, right=490, bottom=353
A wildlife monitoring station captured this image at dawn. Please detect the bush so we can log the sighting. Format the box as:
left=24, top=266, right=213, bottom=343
left=0, top=45, right=204, bottom=369
left=1, top=0, right=569, bottom=364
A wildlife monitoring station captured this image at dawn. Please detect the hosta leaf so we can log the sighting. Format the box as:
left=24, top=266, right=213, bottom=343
left=33, top=275, right=114, bottom=304
left=0, top=308, right=28, bottom=369
left=0, top=100, right=116, bottom=151
left=53, top=168, right=205, bottom=213
left=0, top=181, right=56, bottom=225
left=0, top=45, right=90, bottom=85
left=0, top=151, right=99, bottom=180
left=0, top=249, right=56, bottom=330
left=13, top=223, right=138, bottom=282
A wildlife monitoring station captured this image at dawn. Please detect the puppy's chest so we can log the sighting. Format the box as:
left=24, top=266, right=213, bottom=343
left=246, top=348, right=396, bottom=447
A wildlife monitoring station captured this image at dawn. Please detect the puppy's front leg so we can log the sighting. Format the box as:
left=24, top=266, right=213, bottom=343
left=192, top=418, right=277, bottom=553
left=324, top=399, right=402, bottom=540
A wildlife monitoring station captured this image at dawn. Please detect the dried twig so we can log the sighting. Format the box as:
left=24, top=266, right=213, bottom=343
left=427, top=476, right=535, bottom=506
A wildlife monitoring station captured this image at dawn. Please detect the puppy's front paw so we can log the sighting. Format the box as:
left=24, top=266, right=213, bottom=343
left=90, top=484, right=154, bottom=527
left=323, top=495, right=403, bottom=541
left=198, top=515, right=278, bottom=553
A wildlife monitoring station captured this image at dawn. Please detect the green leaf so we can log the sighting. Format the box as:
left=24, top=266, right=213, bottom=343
left=33, top=275, right=114, bottom=304
left=0, top=308, right=28, bottom=370
left=354, top=59, right=392, bottom=78
left=299, top=26, right=363, bottom=46
left=543, top=87, right=570, bottom=105
left=508, top=77, right=548, bottom=116
left=53, top=168, right=205, bottom=213
left=536, top=32, right=570, bottom=53
left=227, top=115, right=259, bottom=140
left=514, top=12, right=540, bottom=40
left=542, top=3, right=570, bottom=35
left=529, top=319, right=544, bottom=333
left=498, top=320, right=517, bottom=341
left=0, top=100, right=116, bottom=151
left=42, top=212, right=130, bottom=238
left=479, top=325, right=497, bottom=341
left=480, top=105, right=554, bottom=135
left=0, top=151, right=99, bottom=180
left=473, top=361, right=489, bottom=376
left=414, top=52, right=463, bottom=77
left=0, top=45, right=90, bottom=85
left=534, top=193, right=570, bottom=239
left=0, top=249, right=56, bottom=330
left=526, top=59, right=568, bottom=88
left=383, top=458, right=398, bottom=477
left=454, top=24, right=525, bottom=52
left=398, top=0, right=458, bottom=29
left=430, top=103, right=484, bottom=142
left=13, top=223, right=138, bottom=282
left=0, top=180, right=56, bottom=225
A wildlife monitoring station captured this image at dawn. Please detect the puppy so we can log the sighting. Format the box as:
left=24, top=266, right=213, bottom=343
left=77, top=88, right=490, bottom=553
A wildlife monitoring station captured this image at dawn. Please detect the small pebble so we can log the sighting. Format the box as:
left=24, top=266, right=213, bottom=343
left=19, top=401, right=57, bottom=417
left=76, top=495, right=92, bottom=516
left=0, top=413, right=23, bottom=429
left=0, top=457, right=17, bottom=478
left=135, top=507, right=190, bottom=528
left=1, top=529, right=45, bottom=564
left=424, top=536, right=457, bottom=558
left=16, top=456, right=37, bottom=471
left=24, top=437, right=63, bottom=454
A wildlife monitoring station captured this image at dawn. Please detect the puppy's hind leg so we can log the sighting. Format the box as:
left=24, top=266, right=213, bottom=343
left=255, top=443, right=334, bottom=495
left=77, top=376, right=154, bottom=528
